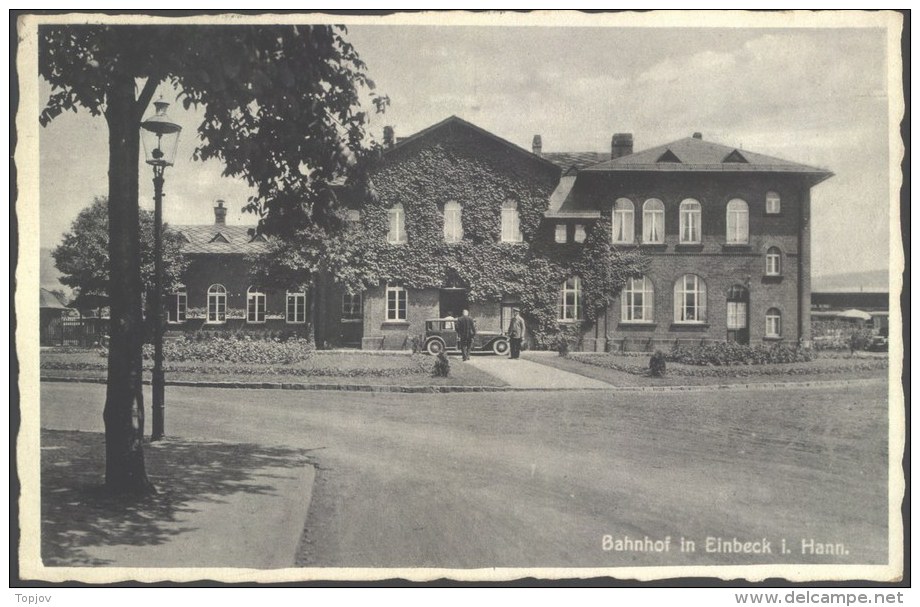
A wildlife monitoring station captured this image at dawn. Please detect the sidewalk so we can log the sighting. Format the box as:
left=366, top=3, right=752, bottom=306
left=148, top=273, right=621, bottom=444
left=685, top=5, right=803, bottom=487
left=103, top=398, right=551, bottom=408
left=40, top=430, right=316, bottom=569
left=465, top=353, right=614, bottom=389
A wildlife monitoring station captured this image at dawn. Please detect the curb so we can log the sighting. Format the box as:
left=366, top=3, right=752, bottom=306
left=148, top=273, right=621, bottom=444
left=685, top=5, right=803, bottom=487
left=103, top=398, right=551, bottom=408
left=40, top=375, right=886, bottom=393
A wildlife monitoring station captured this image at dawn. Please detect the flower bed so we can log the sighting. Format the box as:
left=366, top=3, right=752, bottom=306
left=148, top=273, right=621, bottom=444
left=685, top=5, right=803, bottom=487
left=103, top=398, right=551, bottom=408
left=668, top=342, right=816, bottom=366
left=142, top=335, right=314, bottom=365
left=567, top=352, right=887, bottom=378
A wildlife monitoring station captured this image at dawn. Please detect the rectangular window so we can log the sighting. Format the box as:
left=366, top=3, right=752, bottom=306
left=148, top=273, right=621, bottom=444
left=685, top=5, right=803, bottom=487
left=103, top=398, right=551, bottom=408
left=443, top=203, right=462, bottom=243
left=342, top=292, right=362, bottom=320
left=386, top=286, right=407, bottom=321
left=501, top=203, right=523, bottom=242
left=168, top=290, right=187, bottom=323
left=574, top=224, right=587, bottom=243
left=286, top=291, right=307, bottom=324
left=247, top=291, right=266, bottom=323
left=387, top=206, right=407, bottom=244
left=727, top=302, right=747, bottom=329
left=555, top=223, right=567, bottom=243
left=612, top=201, right=635, bottom=244
left=558, top=277, right=582, bottom=321
left=643, top=209, right=664, bottom=243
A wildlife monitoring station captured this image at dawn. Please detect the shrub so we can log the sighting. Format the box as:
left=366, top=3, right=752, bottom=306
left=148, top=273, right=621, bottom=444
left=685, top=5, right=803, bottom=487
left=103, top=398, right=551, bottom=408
left=432, top=351, right=450, bottom=377
left=846, top=329, right=874, bottom=354
left=668, top=342, right=816, bottom=366
left=550, top=325, right=579, bottom=357
left=649, top=351, right=667, bottom=377
left=143, top=334, right=315, bottom=364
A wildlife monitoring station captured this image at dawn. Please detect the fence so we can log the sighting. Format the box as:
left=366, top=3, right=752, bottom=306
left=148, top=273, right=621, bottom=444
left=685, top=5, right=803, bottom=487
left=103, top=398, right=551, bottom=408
left=42, top=317, right=108, bottom=347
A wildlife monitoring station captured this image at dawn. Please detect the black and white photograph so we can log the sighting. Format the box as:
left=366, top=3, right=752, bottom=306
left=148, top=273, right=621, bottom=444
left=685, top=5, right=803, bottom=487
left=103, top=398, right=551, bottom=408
left=14, top=10, right=905, bottom=586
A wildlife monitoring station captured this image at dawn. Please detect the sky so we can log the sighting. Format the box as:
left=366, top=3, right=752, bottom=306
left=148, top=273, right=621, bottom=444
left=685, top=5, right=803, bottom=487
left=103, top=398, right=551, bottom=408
left=37, top=22, right=895, bottom=278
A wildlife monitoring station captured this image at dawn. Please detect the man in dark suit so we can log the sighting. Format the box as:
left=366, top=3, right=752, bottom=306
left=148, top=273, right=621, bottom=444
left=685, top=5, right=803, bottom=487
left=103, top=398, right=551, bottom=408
left=507, top=308, right=525, bottom=359
left=455, top=309, right=476, bottom=361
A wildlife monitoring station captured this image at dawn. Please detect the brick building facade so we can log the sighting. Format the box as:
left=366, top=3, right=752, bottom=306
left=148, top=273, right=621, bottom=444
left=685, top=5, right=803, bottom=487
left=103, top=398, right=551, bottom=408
left=168, top=117, right=831, bottom=351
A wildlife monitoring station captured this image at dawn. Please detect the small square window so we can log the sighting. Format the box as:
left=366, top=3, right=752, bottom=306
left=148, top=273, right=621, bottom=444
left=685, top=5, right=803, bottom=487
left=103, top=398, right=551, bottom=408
left=574, top=224, right=586, bottom=243
left=555, top=224, right=567, bottom=243
left=766, top=191, right=781, bottom=214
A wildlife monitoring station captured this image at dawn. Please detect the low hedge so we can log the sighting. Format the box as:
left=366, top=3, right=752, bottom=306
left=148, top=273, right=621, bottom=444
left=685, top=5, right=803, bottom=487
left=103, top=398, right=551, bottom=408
left=567, top=352, right=886, bottom=378
left=142, top=335, right=315, bottom=365
left=668, top=342, right=816, bottom=366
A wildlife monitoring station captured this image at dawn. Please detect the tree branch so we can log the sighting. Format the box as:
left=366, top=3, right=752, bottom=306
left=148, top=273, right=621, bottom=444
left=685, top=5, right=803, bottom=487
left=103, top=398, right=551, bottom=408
left=135, top=76, right=162, bottom=121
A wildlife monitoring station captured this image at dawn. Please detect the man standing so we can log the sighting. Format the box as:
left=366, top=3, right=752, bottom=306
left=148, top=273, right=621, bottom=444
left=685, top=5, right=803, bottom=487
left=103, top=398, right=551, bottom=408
left=455, top=309, right=476, bottom=361
left=507, top=309, right=525, bottom=359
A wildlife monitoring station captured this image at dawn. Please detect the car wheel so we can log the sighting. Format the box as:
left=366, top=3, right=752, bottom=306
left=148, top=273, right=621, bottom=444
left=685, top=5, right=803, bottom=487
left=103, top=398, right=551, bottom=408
left=493, top=339, right=510, bottom=356
left=426, top=339, right=444, bottom=356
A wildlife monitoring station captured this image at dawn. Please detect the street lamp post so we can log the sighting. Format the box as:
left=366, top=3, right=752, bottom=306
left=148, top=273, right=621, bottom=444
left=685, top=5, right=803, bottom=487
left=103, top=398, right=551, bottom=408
left=140, top=99, right=182, bottom=441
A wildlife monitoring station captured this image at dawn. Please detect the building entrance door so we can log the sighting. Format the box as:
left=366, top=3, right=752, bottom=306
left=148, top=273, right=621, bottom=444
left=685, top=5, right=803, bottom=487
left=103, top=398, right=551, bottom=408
left=439, top=288, right=467, bottom=319
left=726, top=285, right=749, bottom=344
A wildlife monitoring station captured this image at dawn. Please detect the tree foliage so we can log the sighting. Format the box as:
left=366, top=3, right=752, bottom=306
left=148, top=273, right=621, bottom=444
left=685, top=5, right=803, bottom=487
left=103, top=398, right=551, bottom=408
left=39, top=23, right=386, bottom=493
left=52, top=196, right=187, bottom=304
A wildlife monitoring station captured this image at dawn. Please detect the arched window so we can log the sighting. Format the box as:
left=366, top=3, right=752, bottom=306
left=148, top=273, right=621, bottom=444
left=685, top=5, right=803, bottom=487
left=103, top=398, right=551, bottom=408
left=765, top=308, right=782, bottom=338
left=168, top=284, right=187, bottom=323
left=207, top=284, right=227, bottom=324
left=386, top=284, right=407, bottom=321
left=612, top=198, right=635, bottom=244
left=286, top=290, right=307, bottom=324
left=387, top=203, right=406, bottom=244
left=621, top=276, right=654, bottom=322
left=765, top=191, right=781, bottom=214
left=679, top=199, right=702, bottom=243
left=501, top=200, right=523, bottom=242
left=443, top=201, right=463, bottom=243
left=247, top=286, right=266, bottom=324
left=558, top=276, right=582, bottom=321
left=674, top=274, right=707, bottom=323
left=642, top=199, right=665, bottom=244
left=726, top=199, right=749, bottom=244
left=765, top=247, right=782, bottom=276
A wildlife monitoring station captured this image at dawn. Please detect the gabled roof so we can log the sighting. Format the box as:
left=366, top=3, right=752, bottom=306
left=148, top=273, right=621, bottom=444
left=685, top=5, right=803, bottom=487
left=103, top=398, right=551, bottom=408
left=40, top=287, right=70, bottom=309
left=175, top=225, right=270, bottom=254
left=583, top=136, right=833, bottom=183
left=386, top=115, right=561, bottom=173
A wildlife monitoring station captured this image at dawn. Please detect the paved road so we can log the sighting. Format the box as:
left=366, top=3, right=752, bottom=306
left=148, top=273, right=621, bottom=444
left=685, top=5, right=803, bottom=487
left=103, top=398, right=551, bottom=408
left=39, top=381, right=889, bottom=569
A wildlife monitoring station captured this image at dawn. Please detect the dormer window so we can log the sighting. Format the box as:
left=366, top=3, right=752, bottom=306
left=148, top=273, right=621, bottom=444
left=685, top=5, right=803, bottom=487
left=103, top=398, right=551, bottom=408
left=210, top=232, right=230, bottom=243
left=656, top=149, right=682, bottom=163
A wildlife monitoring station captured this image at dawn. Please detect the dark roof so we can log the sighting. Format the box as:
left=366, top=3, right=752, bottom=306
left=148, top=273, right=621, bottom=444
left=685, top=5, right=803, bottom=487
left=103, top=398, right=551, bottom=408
left=387, top=115, right=561, bottom=173
left=174, top=224, right=269, bottom=254
left=543, top=152, right=610, bottom=171
left=583, top=136, right=833, bottom=183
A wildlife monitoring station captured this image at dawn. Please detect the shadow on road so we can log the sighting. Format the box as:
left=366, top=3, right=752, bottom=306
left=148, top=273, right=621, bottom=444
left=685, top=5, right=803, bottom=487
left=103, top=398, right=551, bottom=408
left=40, top=428, right=313, bottom=566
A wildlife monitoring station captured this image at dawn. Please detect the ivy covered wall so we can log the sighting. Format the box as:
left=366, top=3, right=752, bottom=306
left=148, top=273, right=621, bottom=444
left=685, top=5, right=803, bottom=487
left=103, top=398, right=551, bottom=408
left=340, top=118, right=647, bottom=346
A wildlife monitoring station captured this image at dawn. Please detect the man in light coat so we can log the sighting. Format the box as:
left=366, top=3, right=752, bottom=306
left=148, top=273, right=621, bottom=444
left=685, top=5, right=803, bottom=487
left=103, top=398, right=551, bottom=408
left=507, top=309, right=525, bottom=359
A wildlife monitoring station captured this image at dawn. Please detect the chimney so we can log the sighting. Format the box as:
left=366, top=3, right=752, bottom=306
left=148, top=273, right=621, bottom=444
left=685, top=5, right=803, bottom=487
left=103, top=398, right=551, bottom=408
left=383, top=125, right=395, bottom=148
left=611, top=133, right=633, bottom=159
left=692, top=132, right=703, bottom=140
left=532, top=134, right=543, bottom=157
left=214, top=200, right=227, bottom=225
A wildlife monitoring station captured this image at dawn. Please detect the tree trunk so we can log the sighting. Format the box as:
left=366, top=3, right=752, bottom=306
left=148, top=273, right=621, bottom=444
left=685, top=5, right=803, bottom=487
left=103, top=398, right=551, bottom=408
left=102, top=73, right=153, bottom=495
left=311, top=273, right=325, bottom=349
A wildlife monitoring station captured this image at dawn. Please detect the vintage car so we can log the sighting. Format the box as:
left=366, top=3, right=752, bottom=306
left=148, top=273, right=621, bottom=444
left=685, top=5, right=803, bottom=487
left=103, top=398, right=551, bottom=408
left=422, top=318, right=510, bottom=356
